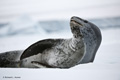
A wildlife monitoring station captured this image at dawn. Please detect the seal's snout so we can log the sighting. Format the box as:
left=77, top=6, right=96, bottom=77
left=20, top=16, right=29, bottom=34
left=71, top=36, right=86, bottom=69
left=70, top=20, right=83, bottom=27
left=70, top=16, right=83, bottom=27
left=71, top=16, right=88, bottom=23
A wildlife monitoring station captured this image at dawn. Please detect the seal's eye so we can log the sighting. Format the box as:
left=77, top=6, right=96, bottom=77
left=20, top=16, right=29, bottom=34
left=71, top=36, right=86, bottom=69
left=84, top=20, right=88, bottom=23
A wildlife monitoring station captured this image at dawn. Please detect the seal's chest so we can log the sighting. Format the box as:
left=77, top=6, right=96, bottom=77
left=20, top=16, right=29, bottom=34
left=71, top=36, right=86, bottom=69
left=46, top=44, right=84, bottom=68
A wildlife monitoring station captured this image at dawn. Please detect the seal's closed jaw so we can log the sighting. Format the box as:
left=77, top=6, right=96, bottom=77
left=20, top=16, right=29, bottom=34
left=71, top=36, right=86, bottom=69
left=70, top=16, right=88, bottom=28
left=70, top=17, right=83, bottom=27
left=70, top=20, right=83, bottom=27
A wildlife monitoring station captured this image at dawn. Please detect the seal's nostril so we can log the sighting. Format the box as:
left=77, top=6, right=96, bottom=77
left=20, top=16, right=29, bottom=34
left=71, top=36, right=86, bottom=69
left=84, top=20, right=88, bottom=23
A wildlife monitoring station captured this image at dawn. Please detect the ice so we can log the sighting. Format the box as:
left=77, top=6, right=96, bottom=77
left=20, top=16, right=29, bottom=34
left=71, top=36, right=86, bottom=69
left=0, top=15, right=46, bottom=36
left=39, top=20, right=69, bottom=33
left=1, top=16, right=120, bottom=37
left=0, top=64, right=120, bottom=80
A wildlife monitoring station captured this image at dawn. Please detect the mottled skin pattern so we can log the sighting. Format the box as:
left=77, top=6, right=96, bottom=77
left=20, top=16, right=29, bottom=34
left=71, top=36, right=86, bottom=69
left=0, top=16, right=102, bottom=68
left=20, top=38, right=84, bottom=68
left=0, top=50, right=23, bottom=67
left=40, top=39, right=84, bottom=68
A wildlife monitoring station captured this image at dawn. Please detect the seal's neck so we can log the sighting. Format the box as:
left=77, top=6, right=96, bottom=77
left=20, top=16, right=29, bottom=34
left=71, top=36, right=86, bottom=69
left=70, top=25, right=83, bottom=39
left=69, top=37, right=82, bottom=51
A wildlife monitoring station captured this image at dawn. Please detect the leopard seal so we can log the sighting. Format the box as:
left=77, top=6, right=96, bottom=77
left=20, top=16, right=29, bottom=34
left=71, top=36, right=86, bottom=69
left=0, top=16, right=102, bottom=68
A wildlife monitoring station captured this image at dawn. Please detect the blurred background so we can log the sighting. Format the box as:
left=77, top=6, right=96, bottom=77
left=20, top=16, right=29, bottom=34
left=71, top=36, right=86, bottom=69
left=0, top=0, right=120, bottom=79
left=0, top=0, right=120, bottom=23
left=0, top=0, right=120, bottom=66
left=0, top=0, right=120, bottom=37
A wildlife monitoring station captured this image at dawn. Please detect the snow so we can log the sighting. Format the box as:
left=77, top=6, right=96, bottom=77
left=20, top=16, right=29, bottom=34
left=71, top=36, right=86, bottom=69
left=0, top=67, right=120, bottom=80
left=0, top=0, right=120, bottom=80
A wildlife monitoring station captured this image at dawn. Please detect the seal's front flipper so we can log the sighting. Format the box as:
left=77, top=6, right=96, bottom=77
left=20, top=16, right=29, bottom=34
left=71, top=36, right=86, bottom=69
left=20, top=39, right=62, bottom=60
left=31, top=61, right=53, bottom=68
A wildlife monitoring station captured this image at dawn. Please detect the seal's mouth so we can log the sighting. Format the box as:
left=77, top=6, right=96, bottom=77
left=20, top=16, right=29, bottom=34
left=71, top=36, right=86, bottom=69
left=70, top=16, right=84, bottom=27
left=70, top=19, right=83, bottom=26
left=70, top=16, right=89, bottom=27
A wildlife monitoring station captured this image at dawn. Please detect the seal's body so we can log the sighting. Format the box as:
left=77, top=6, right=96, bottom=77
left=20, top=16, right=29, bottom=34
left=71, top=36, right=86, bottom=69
left=20, top=38, right=85, bottom=68
left=0, top=50, right=23, bottom=67
left=0, top=16, right=102, bottom=68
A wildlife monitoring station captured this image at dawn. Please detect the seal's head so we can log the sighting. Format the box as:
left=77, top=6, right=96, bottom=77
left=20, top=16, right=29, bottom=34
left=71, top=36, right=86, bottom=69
left=70, top=16, right=101, bottom=41
left=70, top=16, right=89, bottom=38
left=70, top=16, right=102, bottom=63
